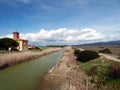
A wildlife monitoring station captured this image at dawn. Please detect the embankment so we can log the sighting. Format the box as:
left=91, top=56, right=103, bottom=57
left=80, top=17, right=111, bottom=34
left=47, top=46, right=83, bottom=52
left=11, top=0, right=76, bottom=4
left=36, top=47, right=91, bottom=90
left=0, top=48, right=61, bottom=70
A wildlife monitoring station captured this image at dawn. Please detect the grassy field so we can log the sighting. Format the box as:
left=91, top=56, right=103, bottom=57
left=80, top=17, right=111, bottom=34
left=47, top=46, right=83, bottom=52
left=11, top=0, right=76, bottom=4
left=78, top=46, right=120, bottom=55
left=77, top=56, right=120, bottom=90
left=78, top=46, right=120, bottom=59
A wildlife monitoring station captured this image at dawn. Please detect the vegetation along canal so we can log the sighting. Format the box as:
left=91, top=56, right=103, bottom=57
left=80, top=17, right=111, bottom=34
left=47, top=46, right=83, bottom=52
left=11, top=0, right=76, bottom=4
left=0, top=49, right=64, bottom=90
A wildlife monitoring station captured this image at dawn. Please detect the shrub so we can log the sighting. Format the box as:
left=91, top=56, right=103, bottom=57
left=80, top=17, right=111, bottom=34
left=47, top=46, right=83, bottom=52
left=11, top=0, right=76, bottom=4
left=0, top=63, right=9, bottom=69
left=77, top=50, right=100, bottom=62
left=86, top=66, right=98, bottom=76
left=74, top=49, right=81, bottom=56
left=107, top=62, right=120, bottom=79
left=35, top=47, right=42, bottom=50
left=99, top=48, right=112, bottom=54
left=29, top=47, right=42, bottom=51
left=118, top=54, right=120, bottom=59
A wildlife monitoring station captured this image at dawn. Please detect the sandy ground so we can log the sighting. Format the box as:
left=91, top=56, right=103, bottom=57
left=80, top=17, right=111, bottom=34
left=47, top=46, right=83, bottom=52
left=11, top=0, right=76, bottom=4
left=36, top=47, right=93, bottom=90
left=100, top=53, right=120, bottom=62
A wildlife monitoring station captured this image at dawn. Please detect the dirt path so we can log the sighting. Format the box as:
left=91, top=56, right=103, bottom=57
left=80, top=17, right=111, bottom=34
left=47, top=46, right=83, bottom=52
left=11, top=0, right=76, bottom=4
left=36, top=47, right=92, bottom=90
left=100, top=53, right=120, bottom=62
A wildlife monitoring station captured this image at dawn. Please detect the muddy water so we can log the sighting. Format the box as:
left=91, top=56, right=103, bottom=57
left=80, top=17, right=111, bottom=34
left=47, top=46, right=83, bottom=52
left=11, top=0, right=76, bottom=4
left=0, top=49, right=64, bottom=90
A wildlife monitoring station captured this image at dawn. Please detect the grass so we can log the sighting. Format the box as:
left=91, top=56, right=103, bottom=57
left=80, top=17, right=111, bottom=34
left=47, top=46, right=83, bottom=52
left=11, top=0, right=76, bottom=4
left=0, top=50, right=7, bottom=53
left=118, top=54, right=120, bottom=59
left=0, top=48, right=61, bottom=70
left=77, top=57, right=120, bottom=90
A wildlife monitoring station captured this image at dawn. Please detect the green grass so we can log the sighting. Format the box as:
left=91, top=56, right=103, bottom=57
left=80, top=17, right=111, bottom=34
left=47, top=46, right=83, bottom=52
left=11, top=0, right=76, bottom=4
left=0, top=50, right=7, bottom=53
left=78, top=58, right=110, bottom=73
left=77, top=57, right=120, bottom=90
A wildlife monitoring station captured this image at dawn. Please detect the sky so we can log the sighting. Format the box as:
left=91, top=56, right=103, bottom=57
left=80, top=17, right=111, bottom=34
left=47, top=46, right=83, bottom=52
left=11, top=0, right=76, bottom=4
left=0, top=0, right=120, bottom=45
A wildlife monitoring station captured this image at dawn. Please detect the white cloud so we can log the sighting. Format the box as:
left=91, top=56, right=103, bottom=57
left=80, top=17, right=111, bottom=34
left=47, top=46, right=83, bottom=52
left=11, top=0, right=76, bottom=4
left=64, top=0, right=87, bottom=7
left=2, top=28, right=120, bottom=45
left=108, top=33, right=120, bottom=41
left=17, top=0, right=31, bottom=4
left=0, top=0, right=31, bottom=5
left=2, top=28, right=107, bottom=45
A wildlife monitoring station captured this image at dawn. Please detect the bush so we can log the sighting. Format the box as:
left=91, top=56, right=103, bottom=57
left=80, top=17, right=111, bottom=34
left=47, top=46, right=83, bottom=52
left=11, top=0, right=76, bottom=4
left=29, top=47, right=42, bottom=51
left=35, top=47, right=42, bottom=50
left=118, top=54, right=120, bottom=59
left=77, top=50, right=100, bottom=62
left=0, top=63, right=9, bottom=69
left=107, top=62, right=120, bottom=79
left=74, top=49, right=81, bottom=56
left=86, top=66, right=98, bottom=76
left=99, top=48, right=112, bottom=54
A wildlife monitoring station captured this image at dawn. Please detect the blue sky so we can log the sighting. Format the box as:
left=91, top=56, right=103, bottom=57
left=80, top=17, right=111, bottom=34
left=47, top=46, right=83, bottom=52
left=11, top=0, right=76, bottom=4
left=0, top=0, right=120, bottom=45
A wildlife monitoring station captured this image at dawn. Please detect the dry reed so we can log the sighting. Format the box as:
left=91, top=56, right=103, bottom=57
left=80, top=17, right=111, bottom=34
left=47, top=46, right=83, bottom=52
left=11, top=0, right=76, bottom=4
left=0, top=48, right=61, bottom=69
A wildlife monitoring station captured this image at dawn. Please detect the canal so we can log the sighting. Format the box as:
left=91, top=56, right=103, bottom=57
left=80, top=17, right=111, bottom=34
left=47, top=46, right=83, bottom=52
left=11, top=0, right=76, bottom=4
left=0, top=49, right=64, bottom=90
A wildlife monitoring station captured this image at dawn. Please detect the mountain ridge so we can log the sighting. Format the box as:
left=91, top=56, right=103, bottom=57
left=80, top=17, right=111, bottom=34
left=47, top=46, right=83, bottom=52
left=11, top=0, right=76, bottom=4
left=79, top=40, right=120, bottom=46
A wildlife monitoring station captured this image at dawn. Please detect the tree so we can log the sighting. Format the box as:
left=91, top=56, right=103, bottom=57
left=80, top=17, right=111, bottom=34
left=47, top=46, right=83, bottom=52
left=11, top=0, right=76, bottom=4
left=74, top=49, right=81, bottom=56
left=98, top=48, right=112, bottom=54
left=0, top=38, right=19, bottom=51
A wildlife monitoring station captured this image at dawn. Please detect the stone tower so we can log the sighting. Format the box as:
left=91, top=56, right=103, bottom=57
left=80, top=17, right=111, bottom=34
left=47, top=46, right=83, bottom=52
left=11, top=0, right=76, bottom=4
left=13, top=32, right=19, bottom=40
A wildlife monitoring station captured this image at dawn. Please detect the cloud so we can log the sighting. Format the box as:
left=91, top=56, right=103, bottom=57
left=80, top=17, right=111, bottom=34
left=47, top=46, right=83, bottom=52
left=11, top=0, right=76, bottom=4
left=70, top=0, right=86, bottom=5
left=0, top=0, right=54, bottom=12
left=0, top=0, right=31, bottom=5
left=108, top=31, right=120, bottom=41
left=2, top=28, right=120, bottom=45
left=17, top=0, right=31, bottom=4
left=2, top=28, right=107, bottom=45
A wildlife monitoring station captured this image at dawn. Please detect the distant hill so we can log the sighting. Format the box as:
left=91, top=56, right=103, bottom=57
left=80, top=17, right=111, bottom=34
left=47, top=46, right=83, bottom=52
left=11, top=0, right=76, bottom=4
left=79, top=40, right=120, bottom=46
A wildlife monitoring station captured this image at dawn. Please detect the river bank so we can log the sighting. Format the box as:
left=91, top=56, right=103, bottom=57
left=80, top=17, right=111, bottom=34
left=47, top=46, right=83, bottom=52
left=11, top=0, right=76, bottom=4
left=36, top=47, right=91, bottom=90
left=0, top=49, right=64, bottom=90
left=0, top=48, right=61, bottom=70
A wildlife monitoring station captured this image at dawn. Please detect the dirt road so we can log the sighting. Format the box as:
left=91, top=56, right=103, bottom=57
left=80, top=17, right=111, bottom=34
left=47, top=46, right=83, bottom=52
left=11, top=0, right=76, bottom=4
left=36, top=47, right=92, bottom=90
left=100, top=53, right=120, bottom=62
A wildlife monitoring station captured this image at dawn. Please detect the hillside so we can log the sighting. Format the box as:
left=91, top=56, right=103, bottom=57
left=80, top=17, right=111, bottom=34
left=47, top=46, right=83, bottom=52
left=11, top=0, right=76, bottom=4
left=79, top=40, right=120, bottom=46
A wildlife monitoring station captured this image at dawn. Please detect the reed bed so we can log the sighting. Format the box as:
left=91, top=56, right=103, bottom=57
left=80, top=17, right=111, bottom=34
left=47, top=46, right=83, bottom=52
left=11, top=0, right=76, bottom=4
left=0, top=48, right=61, bottom=69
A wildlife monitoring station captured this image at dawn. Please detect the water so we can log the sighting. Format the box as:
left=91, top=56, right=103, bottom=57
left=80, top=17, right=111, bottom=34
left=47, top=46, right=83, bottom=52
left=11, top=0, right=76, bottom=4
left=0, top=50, right=64, bottom=90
